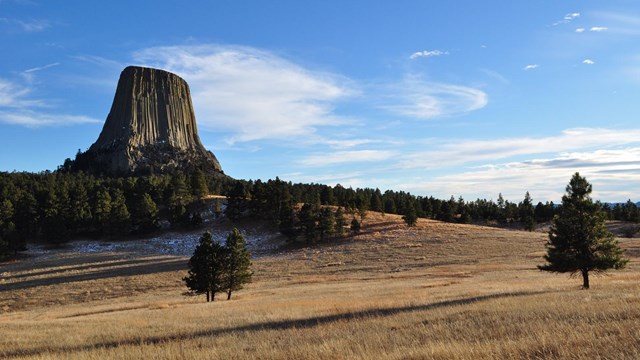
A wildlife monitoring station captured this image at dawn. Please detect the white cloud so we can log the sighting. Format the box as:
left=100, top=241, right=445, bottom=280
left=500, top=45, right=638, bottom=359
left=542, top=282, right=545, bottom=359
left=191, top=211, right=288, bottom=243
left=23, top=62, right=60, bottom=74
left=299, top=150, right=396, bottom=167
left=0, top=110, right=99, bottom=127
left=133, top=45, right=357, bottom=143
left=565, top=13, right=581, bottom=21
left=0, top=77, right=100, bottom=126
left=0, top=78, right=45, bottom=108
left=583, top=59, right=595, bottom=65
left=409, top=50, right=449, bottom=60
left=398, top=128, right=640, bottom=171
left=524, top=64, right=539, bottom=71
left=553, top=12, right=580, bottom=26
left=395, top=147, right=640, bottom=202
left=380, top=75, right=488, bottom=119
left=21, top=62, right=60, bottom=82
left=576, top=28, right=586, bottom=33
left=590, top=26, right=608, bottom=32
left=324, top=139, right=376, bottom=149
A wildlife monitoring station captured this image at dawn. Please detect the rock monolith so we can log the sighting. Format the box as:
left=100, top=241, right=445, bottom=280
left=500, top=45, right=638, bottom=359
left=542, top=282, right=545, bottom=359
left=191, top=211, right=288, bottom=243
left=72, top=66, right=222, bottom=176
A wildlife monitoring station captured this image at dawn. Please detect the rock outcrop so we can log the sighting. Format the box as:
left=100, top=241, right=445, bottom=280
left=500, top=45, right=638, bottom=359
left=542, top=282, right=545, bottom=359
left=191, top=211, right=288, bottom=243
left=73, top=66, right=223, bottom=176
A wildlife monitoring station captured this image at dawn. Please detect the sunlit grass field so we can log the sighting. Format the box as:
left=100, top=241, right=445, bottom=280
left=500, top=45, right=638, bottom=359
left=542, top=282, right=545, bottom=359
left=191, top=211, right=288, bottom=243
left=2, top=213, right=639, bottom=359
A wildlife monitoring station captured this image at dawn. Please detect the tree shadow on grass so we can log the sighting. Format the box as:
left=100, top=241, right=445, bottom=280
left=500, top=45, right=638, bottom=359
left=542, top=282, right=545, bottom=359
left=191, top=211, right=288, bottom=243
left=1, top=290, right=547, bottom=358
left=2, top=257, right=186, bottom=291
left=2, top=256, right=182, bottom=281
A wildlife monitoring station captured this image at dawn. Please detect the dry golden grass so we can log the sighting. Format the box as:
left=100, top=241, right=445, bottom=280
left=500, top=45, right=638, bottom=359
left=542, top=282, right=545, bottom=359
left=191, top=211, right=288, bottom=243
left=1, top=212, right=639, bottom=359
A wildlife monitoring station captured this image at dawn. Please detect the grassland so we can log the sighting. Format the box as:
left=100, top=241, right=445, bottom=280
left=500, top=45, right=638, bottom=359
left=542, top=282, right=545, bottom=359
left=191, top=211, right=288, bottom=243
left=1, top=213, right=639, bottom=359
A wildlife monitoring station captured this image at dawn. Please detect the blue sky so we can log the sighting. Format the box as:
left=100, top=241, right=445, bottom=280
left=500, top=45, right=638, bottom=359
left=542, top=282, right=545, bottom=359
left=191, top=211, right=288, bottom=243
left=2, top=0, right=640, bottom=203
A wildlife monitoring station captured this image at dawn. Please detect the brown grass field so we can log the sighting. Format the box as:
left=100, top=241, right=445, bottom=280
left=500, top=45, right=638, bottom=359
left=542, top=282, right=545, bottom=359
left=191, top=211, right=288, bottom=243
left=1, top=213, right=639, bottom=359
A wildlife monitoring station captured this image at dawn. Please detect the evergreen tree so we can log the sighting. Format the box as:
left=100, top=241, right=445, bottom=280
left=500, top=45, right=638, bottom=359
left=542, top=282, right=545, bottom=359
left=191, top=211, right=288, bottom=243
left=370, top=189, right=383, bottom=213
left=320, top=186, right=334, bottom=205
left=402, top=201, right=418, bottom=227
left=93, top=187, right=112, bottom=235
left=278, top=202, right=298, bottom=242
left=167, top=171, right=191, bottom=226
left=0, top=199, right=15, bottom=258
left=520, top=191, right=536, bottom=231
left=190, top=169, right=209, bottom=199
left=223, top=228, right=252, bottom=300
left=184, top=231, right=225, bottom=302
left=335, top=207, right=347, bottom=237
left=15, top=191, right=38, bottom=245
left=496, top=193, right=506, bottom=223
left=539, top=173, right=627, bottom=289
left=225, top=181, right=247, bottom=221
left=66, top=182, right=92, bottom=232
left=318, top=207, right=336, bottom=242
left=350, top=217, right=361, bottom=234
left=133, top=193, right=159, bottom=234
left=298, top=203, right=319, bottom=243
left=41, top=189, right=67, bottom=243
left=109, top=189, right=130, bottom=236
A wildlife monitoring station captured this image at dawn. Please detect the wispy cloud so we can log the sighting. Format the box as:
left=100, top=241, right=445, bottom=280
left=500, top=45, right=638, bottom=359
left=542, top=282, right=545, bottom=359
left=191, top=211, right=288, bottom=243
left=591, top=12, right=640, bottom=36
left=590, top=26, right=608, bottom=32
left=380, top=75, right=488, bottom=119
left=576, top=28, right=586, bottom=33
left=0, top=17, right=50, bottom=32
left=480, top=69, right=510, bottom=85
left=0, top=78, right=32, bottom=107
left=524, top=64, right=539, bottom=71
left=396, top=147, right=640, bottom=202
left=409, top=50, right=449, bottom=60
left=23, top=62, right=60, bottom=74
left=299, top=150, right=396, bottom=167
left=398, top=128, right=640, bottom=171
left=553, top=12, right=580, bottom=26
left=21, top=62, right=60, bottom=82
left=324, top=139, right=376, bottom=149
left=133, top=44, right=357, bottom=144
left=0, top=77, right=100, bottom=126
left=0, top=110, right=99, bottom=127
left=583, top=59, right=595, bottom=65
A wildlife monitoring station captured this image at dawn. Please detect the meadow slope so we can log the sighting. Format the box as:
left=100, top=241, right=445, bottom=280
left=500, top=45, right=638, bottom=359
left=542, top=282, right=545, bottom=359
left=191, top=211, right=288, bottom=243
left=1, top=213, right=639, bottom=359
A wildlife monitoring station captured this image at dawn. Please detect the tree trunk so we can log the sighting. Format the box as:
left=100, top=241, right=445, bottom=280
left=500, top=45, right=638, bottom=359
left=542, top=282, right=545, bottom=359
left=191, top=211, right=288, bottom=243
left=227, top=289, right=232, bottom=300
left=212, top=291, right=215, bottom=302
left=581, top=269, right=590, bottom=289
left=206, top=290, right=210, bottom=302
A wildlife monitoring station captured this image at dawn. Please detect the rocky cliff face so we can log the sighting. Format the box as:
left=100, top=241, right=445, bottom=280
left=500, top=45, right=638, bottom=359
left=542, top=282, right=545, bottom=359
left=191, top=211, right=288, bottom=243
left=77, top=66, right=222, bottom=176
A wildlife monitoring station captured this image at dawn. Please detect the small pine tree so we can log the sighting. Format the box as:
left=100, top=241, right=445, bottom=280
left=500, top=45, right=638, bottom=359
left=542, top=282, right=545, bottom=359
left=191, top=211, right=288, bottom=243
left=402, top=202, right=418, bottom=227
left=538, top=173, right=627, bottom=289
left=350, top=217, right=361, bottom=235
left=184, top=231, right=225, bottom=302
left=335, top=207, right=347, bottom=237
left=223, top=228, right=252, bottom=300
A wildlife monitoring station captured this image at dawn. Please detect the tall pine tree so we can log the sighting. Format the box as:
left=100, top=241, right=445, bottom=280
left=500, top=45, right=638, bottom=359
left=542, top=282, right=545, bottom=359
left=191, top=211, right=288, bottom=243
left=223, top=228, right=252, bottom=300
left=520, top=191, right=536, bottom=231
left=184, top=231, right=225, bottom=302
left=539, top=173, right=627, bottom=289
